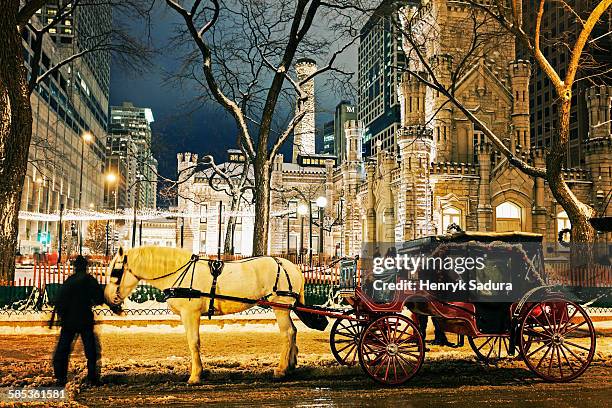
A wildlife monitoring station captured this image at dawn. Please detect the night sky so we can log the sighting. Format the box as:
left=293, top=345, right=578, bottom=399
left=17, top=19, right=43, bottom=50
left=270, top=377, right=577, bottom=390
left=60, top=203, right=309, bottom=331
left=109, top=4, right=357, bottom=184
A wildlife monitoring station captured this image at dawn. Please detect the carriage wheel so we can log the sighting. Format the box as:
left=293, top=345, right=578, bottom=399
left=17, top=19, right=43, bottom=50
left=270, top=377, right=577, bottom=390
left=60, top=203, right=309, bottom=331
left=520, top=299, right=596, bottom=382
left=330, top=317, right=362, bottom=366
left=358, top=314, right=425, bottom=385
left=468, top=336, right=512, bottom=364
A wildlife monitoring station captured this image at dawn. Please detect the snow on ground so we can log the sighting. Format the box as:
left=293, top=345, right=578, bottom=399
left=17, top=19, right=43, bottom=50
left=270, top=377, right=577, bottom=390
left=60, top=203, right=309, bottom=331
left=1, top=325, right=610, bottom=407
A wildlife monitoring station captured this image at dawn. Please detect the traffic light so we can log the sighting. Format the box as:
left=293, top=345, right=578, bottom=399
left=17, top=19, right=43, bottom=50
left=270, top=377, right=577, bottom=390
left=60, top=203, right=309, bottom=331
left=70, top=221, right=77, bottom=236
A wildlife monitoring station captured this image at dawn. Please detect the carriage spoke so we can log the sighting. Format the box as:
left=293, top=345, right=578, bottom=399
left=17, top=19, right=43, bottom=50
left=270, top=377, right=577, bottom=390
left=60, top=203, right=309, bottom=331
left=526, top=341, right=550, bottom=358
left=559, top=307, right=578, bottom=334
left=335, top=341, right=357, bottom=354
left=559, top=344, right=577, bottom=372
left=524, top=327, right=552, bottom=339
left=395, top=355, right=410, bottom=378
left=542, top=305, right=555, bottom=334
left=547, top=344, right=555, bottom=376
left=534, top=343, right=553, bottom=370
left=476, top=336, right=494, bottom=351
left=372, top=354, right=389, bottom=377
left=556, top=344, right=564, bottom=378
left=563, top=340, right=592, bottom=352
left=396, top=350, right=418, bottom=369
left=562, top=320, right=588, bottom=336
left=561, top=343, right=586, bottom=365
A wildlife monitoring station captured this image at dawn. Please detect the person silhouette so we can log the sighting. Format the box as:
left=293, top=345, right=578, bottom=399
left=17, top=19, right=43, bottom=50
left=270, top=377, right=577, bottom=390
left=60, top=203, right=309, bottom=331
left=52, top=255, right=104, bottom=386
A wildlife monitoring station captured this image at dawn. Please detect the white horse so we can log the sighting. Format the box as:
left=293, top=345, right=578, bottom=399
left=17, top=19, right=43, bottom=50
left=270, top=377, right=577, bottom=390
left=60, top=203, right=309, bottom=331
left=104, top=246, right=305, bottom=384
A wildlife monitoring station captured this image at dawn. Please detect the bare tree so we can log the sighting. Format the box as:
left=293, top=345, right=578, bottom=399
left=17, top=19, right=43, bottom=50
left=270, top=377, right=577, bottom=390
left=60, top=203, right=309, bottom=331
left=0, top=0, right=152, bottom=281
left=395, top=0, right=611, bottom=263
left=200, top=151, right=253, bottom=254
left=164, top=0, right=372, bottom=255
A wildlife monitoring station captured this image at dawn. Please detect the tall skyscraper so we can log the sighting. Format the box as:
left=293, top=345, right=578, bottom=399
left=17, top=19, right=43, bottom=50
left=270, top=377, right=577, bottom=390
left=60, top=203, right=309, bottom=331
left=358, top=1, right=408, bottom=158
left=520, top=1, right=612, bottom=166
left=321, top=120, right=335, bottom=155
left=108, top=102, right=158, bottom=210
left=18, top=5, right=111, bottom=254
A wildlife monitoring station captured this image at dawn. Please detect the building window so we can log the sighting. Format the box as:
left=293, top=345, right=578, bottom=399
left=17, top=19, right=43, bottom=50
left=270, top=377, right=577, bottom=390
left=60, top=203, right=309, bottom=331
left=442, top=206, right=462, bottom=233
left=473, top=130, right=484, bottom=163
left=199, top=204, right=207, bottom=224
left=495, top=202, right=522, bottom=232
left=557, top=211, right=571, bottom=242
left=288, top=200, right=297, bottom=218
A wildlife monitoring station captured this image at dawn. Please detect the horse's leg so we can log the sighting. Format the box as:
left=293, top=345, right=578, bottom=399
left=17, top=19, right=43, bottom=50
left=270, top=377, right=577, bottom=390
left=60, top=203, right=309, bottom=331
left=273, top=308, right=296, bottom=378
left=180, top=307, right=203, bottom=384
left=288, top=317, right=298, bottom=370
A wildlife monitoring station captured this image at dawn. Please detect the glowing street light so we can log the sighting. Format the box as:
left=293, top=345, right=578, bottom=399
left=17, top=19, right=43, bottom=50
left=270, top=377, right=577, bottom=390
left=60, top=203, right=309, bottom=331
left=297, top=203, right=309, bottom=216
left=105, top=172, right=117, bottom=183
left=315, top=196, right=327, bottom=255
left=316, top=196, right=327, bottom=208
left=82, top=131, right=94, bottom=143
left=78, top=131, right=94, bottom=254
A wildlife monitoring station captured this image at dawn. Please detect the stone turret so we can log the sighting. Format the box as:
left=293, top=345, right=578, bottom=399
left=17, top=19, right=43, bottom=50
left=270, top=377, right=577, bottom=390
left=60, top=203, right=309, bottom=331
left=476, top=143, right=493, bottom=231
left=340, top=120, right=364, bottom=256
left=398, top=126, right=435, bottom=240
left=584, top=85, right=612, bottom=216
left=344, top=120, right=363, bottom=163
left=176, top=152, right=199, bottom=252
left=585, top=85, right=612, bottom=139
left=509, top=60, right=531, bottom=152
left=531, top=147, right=547, bottom=234
left=431, top=55, right=453, bottom=162
left=398, top=72, right=427, bottom=128
left=293, top=58, right=317, bottom=163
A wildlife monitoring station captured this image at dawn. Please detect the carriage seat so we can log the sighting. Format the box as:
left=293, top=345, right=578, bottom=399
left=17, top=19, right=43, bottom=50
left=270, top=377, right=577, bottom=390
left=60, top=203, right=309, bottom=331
left=436, top=302, right=475, bottom=320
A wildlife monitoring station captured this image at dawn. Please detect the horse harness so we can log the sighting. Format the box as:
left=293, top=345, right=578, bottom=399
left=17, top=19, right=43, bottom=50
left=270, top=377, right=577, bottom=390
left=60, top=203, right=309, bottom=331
left=163, top=255, right=299, bottom=319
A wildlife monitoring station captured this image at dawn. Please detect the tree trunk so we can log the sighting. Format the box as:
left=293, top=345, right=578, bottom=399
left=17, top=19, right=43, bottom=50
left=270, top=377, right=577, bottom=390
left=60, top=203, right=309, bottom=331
left=0, top=4, right=34, bottom=282
left=252, top=160, right=271, bottom=256
left=547, top=99, right=596, bottom=267
left=223, top=193, right=241, bottom=255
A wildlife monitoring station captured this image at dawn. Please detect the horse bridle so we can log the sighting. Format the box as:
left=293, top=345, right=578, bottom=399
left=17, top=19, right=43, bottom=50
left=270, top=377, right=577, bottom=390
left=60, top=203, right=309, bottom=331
left=110, top=255, right=128, bottom=304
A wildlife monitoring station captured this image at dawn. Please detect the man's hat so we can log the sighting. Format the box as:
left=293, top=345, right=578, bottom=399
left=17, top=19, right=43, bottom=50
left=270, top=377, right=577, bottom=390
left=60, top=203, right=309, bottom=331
left=73, top=255, right=88, bottom=271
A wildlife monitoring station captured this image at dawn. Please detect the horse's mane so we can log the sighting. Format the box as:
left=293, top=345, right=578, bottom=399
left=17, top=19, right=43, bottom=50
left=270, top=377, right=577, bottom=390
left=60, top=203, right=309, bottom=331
left=126, top=246, right=194, bottom=280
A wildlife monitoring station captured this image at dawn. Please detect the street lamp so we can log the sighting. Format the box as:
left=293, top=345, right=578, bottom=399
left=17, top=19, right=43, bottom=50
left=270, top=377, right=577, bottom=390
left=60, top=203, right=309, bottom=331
left=78, top=131, right=94, bottom=254
left=105, top=171, right=118, bottom=256
left=315, top=196, right=327, bottom=258
left=35, top=177, right=52, bottom=253
left=297, top=202, right=308, bottom=261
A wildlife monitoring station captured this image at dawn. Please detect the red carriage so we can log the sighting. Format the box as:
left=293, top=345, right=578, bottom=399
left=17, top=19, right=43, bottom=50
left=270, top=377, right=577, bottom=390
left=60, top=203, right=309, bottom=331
left=328, top=231, right=597, bottom=385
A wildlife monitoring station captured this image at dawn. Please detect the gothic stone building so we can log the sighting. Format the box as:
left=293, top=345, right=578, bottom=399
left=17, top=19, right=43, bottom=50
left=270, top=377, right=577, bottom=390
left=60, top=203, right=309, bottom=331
left=176, top=0, right=611, bottom=257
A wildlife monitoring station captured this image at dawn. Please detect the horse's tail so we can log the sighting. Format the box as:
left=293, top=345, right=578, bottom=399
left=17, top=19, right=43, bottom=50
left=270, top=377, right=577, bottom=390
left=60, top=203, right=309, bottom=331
left=299, top=272, right=306, bottom=305
left=292, top=261, right=328, bottom=331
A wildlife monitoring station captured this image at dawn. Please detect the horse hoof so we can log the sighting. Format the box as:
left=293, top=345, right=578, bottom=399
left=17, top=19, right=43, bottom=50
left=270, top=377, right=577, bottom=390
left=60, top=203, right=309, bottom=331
left=273, top=368, right=287, bottom=379
left=187, top=377, right=201, bottom=385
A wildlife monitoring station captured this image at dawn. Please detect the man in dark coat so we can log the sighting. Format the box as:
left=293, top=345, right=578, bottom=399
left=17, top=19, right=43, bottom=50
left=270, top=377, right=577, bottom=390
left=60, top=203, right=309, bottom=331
left=52, top=255, right=104, bottom=386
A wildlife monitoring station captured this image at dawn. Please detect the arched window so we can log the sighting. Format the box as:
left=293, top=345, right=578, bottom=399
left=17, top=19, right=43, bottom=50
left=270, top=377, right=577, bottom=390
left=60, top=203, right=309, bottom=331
left=495, top=202, right=522, bottom=232
left=442, top=206, right=462, bottom=233
left=557, top=211, right=571, bottom=242
left=496, top=202, right=521, bottom=219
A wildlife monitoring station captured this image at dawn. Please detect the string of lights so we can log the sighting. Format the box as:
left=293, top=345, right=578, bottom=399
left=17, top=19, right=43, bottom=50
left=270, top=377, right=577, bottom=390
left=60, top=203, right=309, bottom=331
left=18, top=207, right=296, bottom=222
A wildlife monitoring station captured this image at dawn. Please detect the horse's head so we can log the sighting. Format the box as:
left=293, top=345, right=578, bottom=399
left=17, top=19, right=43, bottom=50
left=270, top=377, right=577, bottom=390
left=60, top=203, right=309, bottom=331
left=105, top=247, right=140, bottom=312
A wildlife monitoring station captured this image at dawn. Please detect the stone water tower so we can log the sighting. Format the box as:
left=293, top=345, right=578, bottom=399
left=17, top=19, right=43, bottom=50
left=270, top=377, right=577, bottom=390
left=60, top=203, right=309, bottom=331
left=293, top=58, right=317, bottom=162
